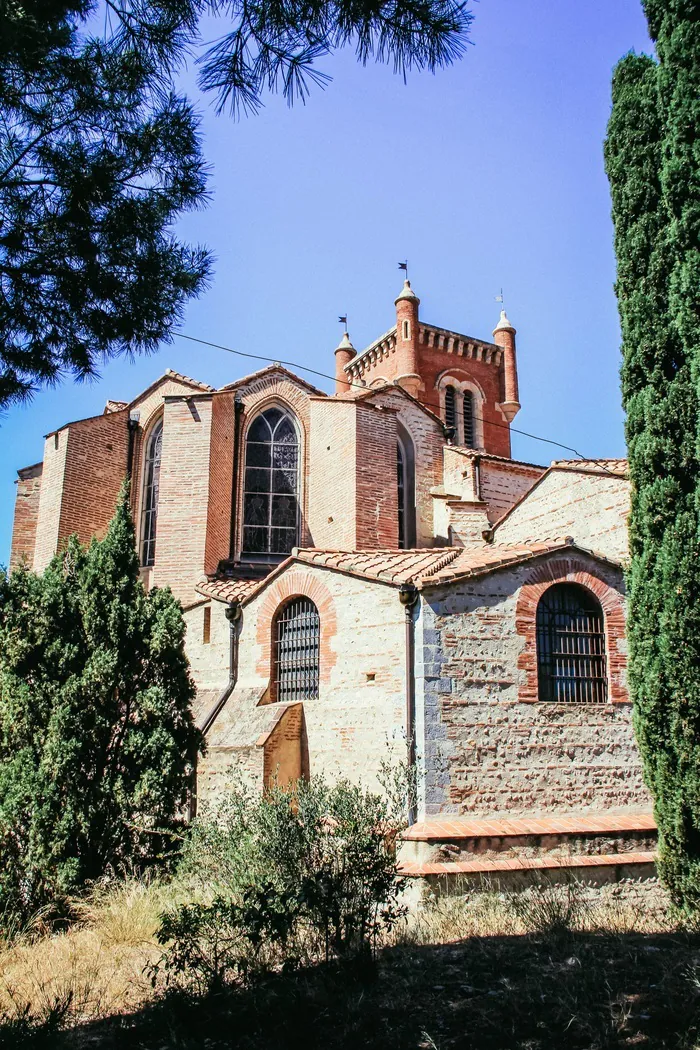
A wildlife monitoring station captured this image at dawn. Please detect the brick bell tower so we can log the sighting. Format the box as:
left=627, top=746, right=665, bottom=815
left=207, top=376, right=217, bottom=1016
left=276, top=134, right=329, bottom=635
left=336, top=277, right=521, bottom=457
left=394, top=280, right=422, bottom=397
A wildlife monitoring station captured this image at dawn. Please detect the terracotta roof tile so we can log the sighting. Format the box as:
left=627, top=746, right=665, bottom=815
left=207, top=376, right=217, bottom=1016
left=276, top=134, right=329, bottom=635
left=294, top=547, right=462, bottom=583
left=196, top=539, right=622, bottom=606
left=164, top=368, right=215, bottom=391
left=195, top=576, right=262, bottom=603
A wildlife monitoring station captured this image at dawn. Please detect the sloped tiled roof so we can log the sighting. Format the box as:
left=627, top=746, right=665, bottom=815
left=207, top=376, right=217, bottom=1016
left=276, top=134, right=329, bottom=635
left=196, top=576, right=263, bottom=603
left=294, top=547, right=462, bottom=583
left=550, top=458, right=628, bottom=477
left=294, top=540, right=607, bottom=589
left=218, top=363, right=327, bottom=397
left=196, top=539, right=622, bottom=607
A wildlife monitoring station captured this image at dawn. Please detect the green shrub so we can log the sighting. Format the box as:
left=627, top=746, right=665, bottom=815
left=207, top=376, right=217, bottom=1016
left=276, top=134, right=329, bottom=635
left=154, top=773, right=410, bottom=991
left=0, top=489, right=202, bottom=925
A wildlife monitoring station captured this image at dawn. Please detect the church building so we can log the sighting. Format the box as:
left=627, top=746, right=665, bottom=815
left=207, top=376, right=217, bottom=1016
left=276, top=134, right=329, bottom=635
left=10, top=280, right=656, bottom=881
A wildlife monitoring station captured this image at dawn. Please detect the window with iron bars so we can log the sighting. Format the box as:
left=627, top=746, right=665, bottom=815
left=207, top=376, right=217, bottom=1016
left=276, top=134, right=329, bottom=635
left=536, top=583, right=608, bottom=703
left=140, top=419, right=162, bottom=567
left=273, top=597, right=320, bottom=703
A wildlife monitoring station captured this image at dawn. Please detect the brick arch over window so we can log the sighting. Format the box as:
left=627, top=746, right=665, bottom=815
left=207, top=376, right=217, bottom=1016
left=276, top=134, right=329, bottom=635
left=515, top=556, right=627, bottom=704
left=255, top=571, right=337, bottom=686
left=435, top=372, right=485, bottom=449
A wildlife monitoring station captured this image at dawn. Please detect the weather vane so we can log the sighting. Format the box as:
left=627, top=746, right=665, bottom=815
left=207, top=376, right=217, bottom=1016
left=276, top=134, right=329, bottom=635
left=338, top=314, right=348, bottom=331
left=495, top=288, right=505, bottom=309
left=398, top=260, right=409, bottom=279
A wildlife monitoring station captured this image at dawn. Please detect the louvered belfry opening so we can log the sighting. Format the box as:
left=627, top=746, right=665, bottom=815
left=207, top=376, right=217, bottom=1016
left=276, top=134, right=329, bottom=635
left=273, top=598, right=320, bottom=703
left=444, top=385, right=456, bottom=430
left=463, top=390, right=475, bottom=447
left=536, top=583, right=608, bottom=703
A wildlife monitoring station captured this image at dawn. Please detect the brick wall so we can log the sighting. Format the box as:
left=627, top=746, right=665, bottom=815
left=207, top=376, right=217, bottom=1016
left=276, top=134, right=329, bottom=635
left=350, top=327, right=512, bottom=458
left=416, top=552, right=649, bottom=818
left=154, top=395, right=213, bottom=604
left=192, top=563, right=407, bottom=805
left=58, top=409, right=129, bottom=548
left=204, top=391, right=235, bottom=574
left=478, top=457, right=545, bottom=523
left=10, top=463, right=42, bottom=570
left=493, top=467, right=631, bottom=561
left=371, top=389, right=445, bottom=548
left=308, top=398, right=358, bottom=549
left=355, top=401, right=399, bottom=548
left=131, top=375, right=210, bottom=537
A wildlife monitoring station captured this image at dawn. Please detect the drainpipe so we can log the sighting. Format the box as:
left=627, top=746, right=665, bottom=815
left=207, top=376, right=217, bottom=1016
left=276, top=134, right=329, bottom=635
left=399, top=581, right=419, bottom=825
left=226, top=600, right=242, bottom=687
left=199, top=601, right=241, bottom=737
left=229, top=395, right=244, bottom=558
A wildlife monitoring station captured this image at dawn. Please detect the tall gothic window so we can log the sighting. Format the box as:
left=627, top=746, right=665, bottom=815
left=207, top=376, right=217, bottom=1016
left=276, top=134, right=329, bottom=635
left=463, top=390, right=475, bottom=447
left=444, top=385, right=456, bottom=431
left=397, top=442, right=406, bottom=549
left=140, top=419, right=162, bottom=567
left=243, top=407, right=300, bottom=556
left=397, top=423, right=416, bottom=549
left=536, top=584, right=607, bottom=703
left=273, top=597, right=320, bottom=702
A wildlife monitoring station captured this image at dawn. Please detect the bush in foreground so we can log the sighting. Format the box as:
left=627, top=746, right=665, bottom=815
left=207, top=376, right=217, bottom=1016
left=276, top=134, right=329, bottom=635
left=152, top=774, right=410, bottom=992
left=0, top=490, right=203, bottom=924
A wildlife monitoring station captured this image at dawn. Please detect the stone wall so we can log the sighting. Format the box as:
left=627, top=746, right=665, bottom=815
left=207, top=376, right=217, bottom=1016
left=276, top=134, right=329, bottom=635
left=193, top=563, right=407, bottom=806
left=493, top=467, right=630, bottom=561
left=415, top=552, right=649, bottom=818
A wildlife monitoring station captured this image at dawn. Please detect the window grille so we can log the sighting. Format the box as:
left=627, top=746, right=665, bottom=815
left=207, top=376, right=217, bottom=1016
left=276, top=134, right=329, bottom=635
left=243, top=408, right=300, bottom=556
left=536, top=584, right=607, bottom=703
left=140, top=420, right=162, bottom=567
left=463, top=390, right=475, bottom=447
left=444, top=385, right=456, bottom=430
left=273, top=598, right=320, bottom=702
left=397, top=442, right=405, bottom=549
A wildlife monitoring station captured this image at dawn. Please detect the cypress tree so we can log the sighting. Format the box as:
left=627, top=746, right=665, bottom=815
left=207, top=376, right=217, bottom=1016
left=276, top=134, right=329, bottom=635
left=0, top=490, right=203, bottom=920
left=605, top=1, right=700, bottom=909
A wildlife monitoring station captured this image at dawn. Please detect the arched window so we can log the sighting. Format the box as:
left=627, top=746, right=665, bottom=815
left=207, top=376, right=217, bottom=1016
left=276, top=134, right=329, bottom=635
left=273, top=597, right=320, bottom=702
left=463, top=390, right=475, bottom=447
left=397, top=442, right=406, bottom=549
left=536, top=584, right=607, bottom=703
left=444, top=385, right=456, bottom=430
left=243, top=408, right=300, bottom=556
left=397, top=423, right=416, bottom=549
left=140, top=419, right=162, bottom=567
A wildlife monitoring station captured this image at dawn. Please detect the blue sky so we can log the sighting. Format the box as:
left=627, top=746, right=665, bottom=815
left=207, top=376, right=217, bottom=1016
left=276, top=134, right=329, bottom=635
left=0, top=0, right=652, bottom=562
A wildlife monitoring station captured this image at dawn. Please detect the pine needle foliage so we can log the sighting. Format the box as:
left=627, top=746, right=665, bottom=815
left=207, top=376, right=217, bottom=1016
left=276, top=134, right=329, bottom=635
left=0, top=0, right=212, bottom=409
left=0, top=0, right=472, bottom=408
left=605, top=0, right=700, bottom=910
left=0, top=489, right=203, bottom=923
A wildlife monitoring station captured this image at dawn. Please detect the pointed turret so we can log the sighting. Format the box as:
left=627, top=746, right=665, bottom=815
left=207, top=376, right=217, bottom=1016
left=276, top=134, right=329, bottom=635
left=394, top=280, right=422, bottom=397
left=492, top=309, right=520, bottom=422
left=334, top=330, right=356, bottom=394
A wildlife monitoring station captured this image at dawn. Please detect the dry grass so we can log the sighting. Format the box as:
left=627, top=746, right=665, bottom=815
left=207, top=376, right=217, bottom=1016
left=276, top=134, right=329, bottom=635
left=0, top=878, right=168, bottom=1030
left=2, top=876, right=699, bottom=1050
